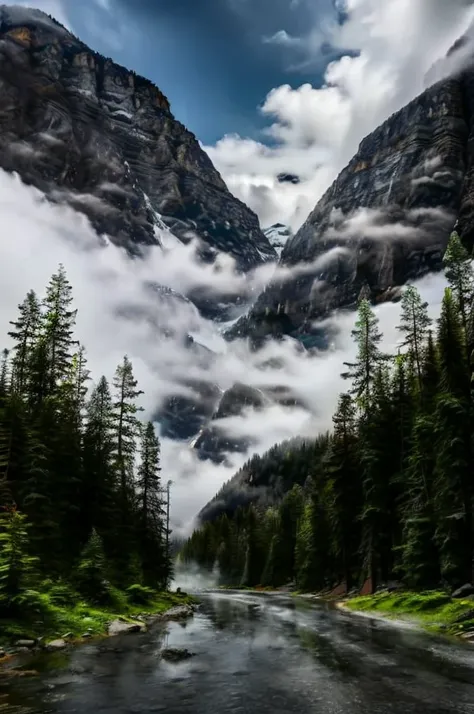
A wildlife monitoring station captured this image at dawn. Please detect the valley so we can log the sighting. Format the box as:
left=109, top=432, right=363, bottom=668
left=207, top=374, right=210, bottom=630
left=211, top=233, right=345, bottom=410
left=2, top=3, right=474, bottom=712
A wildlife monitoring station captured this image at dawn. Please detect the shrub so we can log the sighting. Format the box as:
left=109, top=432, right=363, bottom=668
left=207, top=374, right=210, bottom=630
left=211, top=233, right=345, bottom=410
left=12, top=588, right=49, bottom=615
left=47, top=581, right=79, bottom=607
left=75, top=529, right=112, bottom=605
left=126, top=584, right=154, bottom=605
left=0, top=507, right=39, bottom=614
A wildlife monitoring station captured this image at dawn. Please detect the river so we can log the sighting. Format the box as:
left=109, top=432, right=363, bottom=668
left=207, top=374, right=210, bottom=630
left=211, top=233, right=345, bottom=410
left=2, top=591, right=474, bottom=713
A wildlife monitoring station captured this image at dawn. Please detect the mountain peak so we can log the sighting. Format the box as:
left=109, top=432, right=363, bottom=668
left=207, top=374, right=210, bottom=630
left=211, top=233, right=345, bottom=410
left=0, top=6, right=275, bottom=278
left=0, top=4, right=70, bottom=35
left=263, top=223, right=293, bottom=258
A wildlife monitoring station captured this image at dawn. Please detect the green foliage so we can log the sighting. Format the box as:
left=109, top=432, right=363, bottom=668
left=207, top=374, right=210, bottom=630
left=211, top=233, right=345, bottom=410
left=344, top=590, right=474, bottom=636
left=126, top=583, right=154, bottom=605
left=0, top=266, right=172, bottom=633
left=44, top=580, right=79, bottom=607
left=341, top=299, right=386, bottom=411
left=0, top=507, right=39, bottom=614
left=75, top=529, right=111, bottom=604
left=182, top=254, right=474, bottom=595
left=443, top=231, right=474, bottom=332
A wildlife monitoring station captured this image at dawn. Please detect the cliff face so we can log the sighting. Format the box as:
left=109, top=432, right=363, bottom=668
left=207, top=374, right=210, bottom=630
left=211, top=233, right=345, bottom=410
left=0, top=6, right=275, bottom=270
left=231, top=70, right=474, bottom=343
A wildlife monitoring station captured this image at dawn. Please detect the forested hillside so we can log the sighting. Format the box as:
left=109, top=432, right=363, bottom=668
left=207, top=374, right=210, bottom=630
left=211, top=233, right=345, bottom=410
left=181, top=232, right=474, bottom=594
left=0, top=266, right=171, bottom=623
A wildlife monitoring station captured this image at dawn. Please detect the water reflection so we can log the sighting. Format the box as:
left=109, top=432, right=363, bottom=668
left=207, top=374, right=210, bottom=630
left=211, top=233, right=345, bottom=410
left=2, top=592, right=474, bottom=714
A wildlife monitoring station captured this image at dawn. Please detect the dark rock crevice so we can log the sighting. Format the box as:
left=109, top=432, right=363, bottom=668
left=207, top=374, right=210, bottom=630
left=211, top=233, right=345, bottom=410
left=231, top=68, right=474, bottom=342
left=0, top=5, right=275, bottom=272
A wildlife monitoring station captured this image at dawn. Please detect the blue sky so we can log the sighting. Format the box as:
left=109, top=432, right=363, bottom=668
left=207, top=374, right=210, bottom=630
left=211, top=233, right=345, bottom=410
left=64, top=0, right=340, bottom=144
left=9, top=0, right=474, bottom=230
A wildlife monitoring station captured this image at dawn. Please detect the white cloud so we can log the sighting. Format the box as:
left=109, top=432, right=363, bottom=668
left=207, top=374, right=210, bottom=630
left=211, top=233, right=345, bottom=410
left=0, top=169, right=449, bottom=535
left=204, top=0, right=474, bottom=232
left=0, top=0, right=463, bottom=535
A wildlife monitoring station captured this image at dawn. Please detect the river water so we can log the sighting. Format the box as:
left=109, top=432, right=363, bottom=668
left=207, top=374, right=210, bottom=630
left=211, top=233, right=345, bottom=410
left=2, top=591, right=474, bottom=713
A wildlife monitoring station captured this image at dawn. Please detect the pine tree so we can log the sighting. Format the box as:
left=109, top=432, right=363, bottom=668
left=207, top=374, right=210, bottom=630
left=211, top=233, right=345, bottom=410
left=325, top=394, right=361, bottom=589
left=0, top=506, right=38, bottom=614
left=82, top=377, right=116, bottom=545
left=42, top=264, right=78, bottom=394
left=75, top=529, right=110, bottom=603
left=240, top=505, right=264, bottom=587
left=0, top=349, right=9, bottom=403
left=111, top=356, right=143, bottom=582
left=397, top=285, right=431, bottom=385
left=342, top=299, right=386, bottom=410
left=71, top=345, right=91, bottom=417
left=433, top=289, right=473, bottom=585
left=358, top=367, right=397, bottom=590
left=443, top=231, right=474, bottom=334
left=136, top=422, right=167, bottom=587
left=8, top=290, right=41, bottom=395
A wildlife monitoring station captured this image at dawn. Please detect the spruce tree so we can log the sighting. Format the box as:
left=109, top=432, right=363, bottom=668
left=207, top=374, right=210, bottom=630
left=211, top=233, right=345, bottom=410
left=76, top=528, right=110, bottom=603
left=240, top=505, right=264, bottom=587
left=325, top=393, right=361, bottom=589
left=111, top=356, right=143, bottom=582
left=136, top=422, right=167, bottom=587
left=8, top=290, right=41, bottom=395
left=42, top=264, right=78, bottom=394
left=433, top=289, right=472, bottom=585
left=397, top=285, right=431, bottom=385
left=443, top=231, right=474, bottom=334
left=83, top=377, right=116, bottom=546
left=0, top=506, right=38, bottom=614
left=342, top=299, right=386, bottom=410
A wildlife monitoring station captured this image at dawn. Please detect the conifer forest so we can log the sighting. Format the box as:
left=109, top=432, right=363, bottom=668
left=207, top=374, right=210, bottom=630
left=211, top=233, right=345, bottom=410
left=181, top=232, right=474, bottom=594
left=0, top=265, right=172, bottom=621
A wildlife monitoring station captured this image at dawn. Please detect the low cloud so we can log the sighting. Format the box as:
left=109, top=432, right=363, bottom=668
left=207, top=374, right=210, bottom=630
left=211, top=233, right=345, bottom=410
left=204, top=0, right=474, bottom=232
left=0, top=169, right=449, bottom=535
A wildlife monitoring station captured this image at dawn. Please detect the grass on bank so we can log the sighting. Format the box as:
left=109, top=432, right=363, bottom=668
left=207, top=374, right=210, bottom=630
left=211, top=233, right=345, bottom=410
left=0, top=582, right=195, bottom=647
left=343, top=590, right=474, bottom=636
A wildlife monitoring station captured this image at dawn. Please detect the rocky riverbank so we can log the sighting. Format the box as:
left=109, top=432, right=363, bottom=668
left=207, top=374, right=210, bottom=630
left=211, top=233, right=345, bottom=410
left=0, top=596, right=197, bottom=673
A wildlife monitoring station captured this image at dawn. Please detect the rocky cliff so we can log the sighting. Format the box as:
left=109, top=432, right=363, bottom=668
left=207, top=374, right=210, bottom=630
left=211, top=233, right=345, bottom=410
left=263, top=223, right=293, bottom=258
left=231, top=63, right=474, bottom=343
left=0, top=6, right=275, bottom=272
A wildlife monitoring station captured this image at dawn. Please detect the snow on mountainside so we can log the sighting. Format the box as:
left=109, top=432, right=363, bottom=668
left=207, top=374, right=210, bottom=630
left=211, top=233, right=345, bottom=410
left=263, top=223, right=293, bottom=258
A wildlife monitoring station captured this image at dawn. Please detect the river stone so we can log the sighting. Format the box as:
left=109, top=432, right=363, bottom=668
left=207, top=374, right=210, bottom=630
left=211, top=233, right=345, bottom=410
left=452, top=584, right=474, bottom=599
left=161, top=605, right=195, bottom=621
left=14, top=640, right=36, bottom=648
left=161, top=647, right=196, bottom=662
left=45, top=639, right=68, bottom=651
left=0, top=649, right=5, bottom=658
left=81, top=633, right=92, bottom=639
left=107, top=620, right=145, bottom=636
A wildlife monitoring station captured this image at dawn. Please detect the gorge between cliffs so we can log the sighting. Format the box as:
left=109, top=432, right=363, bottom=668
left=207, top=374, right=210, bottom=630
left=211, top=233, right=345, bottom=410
left=3, top=3, right=474, bottom=712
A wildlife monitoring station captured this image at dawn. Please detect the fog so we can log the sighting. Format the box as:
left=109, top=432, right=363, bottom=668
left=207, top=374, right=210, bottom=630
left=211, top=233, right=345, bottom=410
left=0, top=170, right=448, bottom=535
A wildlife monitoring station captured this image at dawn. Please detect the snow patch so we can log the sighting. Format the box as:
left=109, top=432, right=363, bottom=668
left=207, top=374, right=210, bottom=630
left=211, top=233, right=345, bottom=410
left=263, top=223, right=293, bottom=258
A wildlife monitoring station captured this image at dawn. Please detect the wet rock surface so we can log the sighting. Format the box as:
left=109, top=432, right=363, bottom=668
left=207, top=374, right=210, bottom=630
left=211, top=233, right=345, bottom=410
left=0, top=6, right=275, bottom=273
left=107, top=620, right=145, bottom=636
left=232, top=50, right=474, bottom=342
left=161, top=647, right=196, bottom=662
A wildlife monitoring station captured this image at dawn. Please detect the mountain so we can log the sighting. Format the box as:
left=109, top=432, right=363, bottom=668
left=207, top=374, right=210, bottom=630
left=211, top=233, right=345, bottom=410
left=263, top=223, right=293, bottom=258
left=230, top=48, right=474, bottom=344
left=0, top=6, right=276, bottom=277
